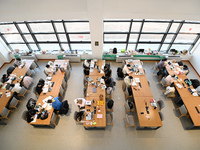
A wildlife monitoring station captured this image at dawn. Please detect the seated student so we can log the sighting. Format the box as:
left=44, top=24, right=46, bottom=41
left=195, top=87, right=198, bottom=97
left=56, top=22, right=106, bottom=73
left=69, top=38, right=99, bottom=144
left=83, top=59, right=91, bottom=76
left=190, top=79, right=200, bottom=89
left=22, top=76, right=33, bottom=88
left=10, top=83, right=22, bottom=93
left=164, top=74, right=175, bottom=86
left=158, top=58, right=167, bottom=70
left=52, top=97, right=62, bottom=113
left=124, top=76, right=133, bottom=88
left=1, top=74, right=9, bottom=83
left=104, top=65, right=112, bottom=77
left=164, top=85, right=175, bottom=95
left=75, top=111, right=84, bottom=122
left=44, top=64, right=52, bottom=75
left=7, top=66, right=15, bottom=76
left=182, top=65, right=189, bottom=75
left=102, top=76, right=115, bottom=88
left=26, top=109, right=37, bottom=123
left=83, top=59, right=91, bottom=69
left=38, top=78, right=45, bottom=86
left=35, top=82, right=44, bottom=95
left=123, top=64, right=133, bottom=75
left=14, top=58, right=22, bottom=67
left=74, top=98, right=86, bottom=108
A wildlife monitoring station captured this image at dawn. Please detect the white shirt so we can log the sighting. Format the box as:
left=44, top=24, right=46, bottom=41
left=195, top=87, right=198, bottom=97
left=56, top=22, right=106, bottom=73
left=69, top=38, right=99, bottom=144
left=164, top=86, right=175, bottom=95
left=44, top=67, right=52, bottom=75
left=123, top=65, right=132, bottom=75
left=11, top=83, right=22, bottom=93
left=84, top=60, right=90, bottom=68
left=124, top=76, right=132, bottom=88
left=74, top=98, right=86, bottom=108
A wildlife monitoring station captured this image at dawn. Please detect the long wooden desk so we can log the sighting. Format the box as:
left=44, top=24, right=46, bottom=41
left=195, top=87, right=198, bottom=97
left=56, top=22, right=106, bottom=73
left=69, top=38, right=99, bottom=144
left=165, top=61, right=200, bottom=129
left=126, top=60, right=163, bottom=129
left=0, top=60, right=34, bottom=115
left=30, top=60, right=68, bottom=128
left=83, top=74, right=106, bottom=129
left=89, top=60, right=105, bottom=76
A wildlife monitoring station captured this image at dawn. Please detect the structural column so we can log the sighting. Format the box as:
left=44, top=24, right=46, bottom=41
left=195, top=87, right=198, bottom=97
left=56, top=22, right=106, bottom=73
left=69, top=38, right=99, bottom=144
left=87, top=0, right=103, bottom=59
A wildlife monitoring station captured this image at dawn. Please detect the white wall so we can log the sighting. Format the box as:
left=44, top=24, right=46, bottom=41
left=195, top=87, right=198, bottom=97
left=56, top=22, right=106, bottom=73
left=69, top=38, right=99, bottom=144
left=0, top=39, right=12, bottom=67
left=0, top=0, right=200, bottom=60
left=1, top=0, right=200, bottom=22
left=190, top=42, right=200, bottom=75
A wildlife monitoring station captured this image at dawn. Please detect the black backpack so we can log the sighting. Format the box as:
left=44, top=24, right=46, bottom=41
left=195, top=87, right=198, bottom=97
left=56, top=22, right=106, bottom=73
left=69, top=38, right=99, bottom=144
left=113, top=48, right=117, bottom=54
left=107, top=100, right=114, bottom=109
left=59, top=100, right=69, bottom=115
left=40, top=110, right=48, bottom=120
left=117, top=67, right=124, bottom=78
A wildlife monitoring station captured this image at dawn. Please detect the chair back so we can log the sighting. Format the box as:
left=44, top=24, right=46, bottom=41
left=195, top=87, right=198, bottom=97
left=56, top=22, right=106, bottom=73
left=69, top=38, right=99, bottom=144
left=161, top=77, right=167, bottom=85
left=21, top=111, right=28, bottom=121
left=1, top=107, right=9, bottom=117
left=74, top=111, right=78, bottom=121
left=19, top=87, right=26, bottom=95
left=26, top=69, right=32, bottom=76
left=159, top=111, right=164, bottom=121
left=30, top=62, right=37, bottom=69
left=83, top=87, right=87, bottom=97
left=50, top=112, right=57, bottom=123
left=157, top=99, right=165, bottom=110
left=180, top=105, right=188, bottom=115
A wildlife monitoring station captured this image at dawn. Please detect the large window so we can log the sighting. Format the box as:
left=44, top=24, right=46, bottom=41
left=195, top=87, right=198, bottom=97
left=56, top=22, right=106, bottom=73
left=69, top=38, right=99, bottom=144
left=0, top=20, right=91, bottom=51
left=104, top=20, right=200, bottom=53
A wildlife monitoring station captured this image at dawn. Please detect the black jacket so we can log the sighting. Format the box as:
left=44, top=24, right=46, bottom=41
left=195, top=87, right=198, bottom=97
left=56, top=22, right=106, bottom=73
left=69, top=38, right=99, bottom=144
left=26, top=109, right=37, bottom=123
left=7, top=66, right=15, bottom=76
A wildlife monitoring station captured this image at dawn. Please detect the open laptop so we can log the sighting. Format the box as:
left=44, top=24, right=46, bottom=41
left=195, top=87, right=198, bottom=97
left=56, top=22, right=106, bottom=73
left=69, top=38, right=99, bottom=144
left=86, top=112, right=94, bottom=120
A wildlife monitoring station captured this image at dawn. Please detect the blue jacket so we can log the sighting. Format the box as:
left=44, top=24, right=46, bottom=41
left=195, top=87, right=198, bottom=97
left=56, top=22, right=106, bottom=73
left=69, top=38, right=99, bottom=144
left=52, top=97, right=62, bottom=110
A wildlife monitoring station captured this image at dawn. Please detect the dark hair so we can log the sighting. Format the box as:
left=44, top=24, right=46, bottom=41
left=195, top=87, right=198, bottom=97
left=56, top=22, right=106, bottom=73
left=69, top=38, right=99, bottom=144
left=129, top=76, right=133, bottom=79
left=3, top=74, right=6, bottom=77
left=16, top=58, right=21, bottom=61
left=171, top=74, right=175, bottom=77
left=183, top=65, right=188, bottom=69
left=162, top=58, right=167, bottom=61
left=101, top=76, right=106, bottom=79
left=46, top=64, right=50, bottom=68
left=10, top=84, right=15, bottom=88
left=127, top=64, right=131, bottom=67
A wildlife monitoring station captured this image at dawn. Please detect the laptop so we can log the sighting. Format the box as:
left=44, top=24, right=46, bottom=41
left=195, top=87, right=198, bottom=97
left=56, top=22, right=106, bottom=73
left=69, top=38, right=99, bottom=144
left=86, top=112, right=94, bottom=120
left=85, top=101, right=92, bottom=106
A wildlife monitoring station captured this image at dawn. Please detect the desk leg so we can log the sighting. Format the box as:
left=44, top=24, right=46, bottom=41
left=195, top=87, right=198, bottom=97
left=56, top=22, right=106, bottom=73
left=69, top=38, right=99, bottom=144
left=154, top=126, right=161, bottom=130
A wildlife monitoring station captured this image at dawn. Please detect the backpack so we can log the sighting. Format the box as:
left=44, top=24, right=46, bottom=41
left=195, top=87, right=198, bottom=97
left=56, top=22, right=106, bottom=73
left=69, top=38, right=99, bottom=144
left=40, top=110, right=48, bottom=120
left=107, top=100, right=114, bottom=109
left=117, top=67, right=124, bottom=78
left=59, top=100, right=69, bottom=115
left=113, top=48, right=117, bottom=54
left=178, top=61, right=183, bottom=66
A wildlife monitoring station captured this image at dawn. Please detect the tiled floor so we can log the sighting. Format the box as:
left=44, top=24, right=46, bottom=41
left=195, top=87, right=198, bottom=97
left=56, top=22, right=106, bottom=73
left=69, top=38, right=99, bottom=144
left=0, top=60, right=200, bottom=150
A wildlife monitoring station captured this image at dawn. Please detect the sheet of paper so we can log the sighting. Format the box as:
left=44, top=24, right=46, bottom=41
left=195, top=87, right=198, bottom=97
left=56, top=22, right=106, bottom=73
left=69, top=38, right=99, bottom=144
left=97, top=114, right=103, bottom=118
left=42, top=103, right=48, bottom=108
left=135, top=78, right=140, bottom=83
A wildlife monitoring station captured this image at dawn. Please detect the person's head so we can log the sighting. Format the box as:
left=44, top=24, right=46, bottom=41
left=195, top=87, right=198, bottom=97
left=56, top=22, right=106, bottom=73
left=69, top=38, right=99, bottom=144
left=101, top=76, right=106, bottom=80
left=3, top=74, right=7, bottom=78
left=171, top=74, right=175, bottom=77
left=183, top=65, right=188, bottom=69
left=127, top=64, right=131, bottom=67
left=77, top=99, right=83, bottom=104
left=16, top=58, right=21, bottom=61
left=129, top=76, right=133, bottom=80
left=39, top=79, right=44, bottom=84
left=46, top=64, right=50, bottom=68
left=37, top=83, right=43, bottom=87
left=87, top=59, right=91, bottom=63
left=104, top=65, right=108, bottom=70
left=162, top=58, right=167, bottom=61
